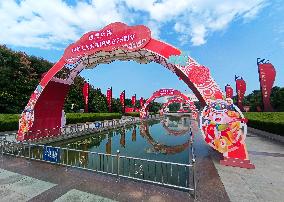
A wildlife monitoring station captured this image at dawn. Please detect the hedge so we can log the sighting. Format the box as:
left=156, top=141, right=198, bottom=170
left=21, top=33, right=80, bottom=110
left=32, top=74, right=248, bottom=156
left=244, top=112, right=284, bottom=136
left=124, top=112, right=140, bottom=117
left=66, top=113, right=122, bottom=124
left=0, top=113, right=122, bottom=132
left=124, top=112, right=157, bottom=117
left=0, top=114, right=20, bottom=132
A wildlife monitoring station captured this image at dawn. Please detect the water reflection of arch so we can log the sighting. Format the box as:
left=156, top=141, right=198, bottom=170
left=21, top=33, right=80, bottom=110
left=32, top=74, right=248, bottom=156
left=161, top=120, right=189, bottom=136
left=139, top=122, right=190, bottom=154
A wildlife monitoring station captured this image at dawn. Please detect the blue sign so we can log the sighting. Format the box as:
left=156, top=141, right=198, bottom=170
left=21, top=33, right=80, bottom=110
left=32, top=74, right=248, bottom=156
left=43, top=146, right=60, bottom=163
left=95, top=122, right=102, bottom=128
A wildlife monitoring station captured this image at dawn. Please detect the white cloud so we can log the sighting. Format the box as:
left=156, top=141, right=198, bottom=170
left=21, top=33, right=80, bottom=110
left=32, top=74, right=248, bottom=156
left=124, top=0, right=267, bottom=46
left=0, top=0, right=267, bottom=49
left=0, top=0, right=125, bottom=49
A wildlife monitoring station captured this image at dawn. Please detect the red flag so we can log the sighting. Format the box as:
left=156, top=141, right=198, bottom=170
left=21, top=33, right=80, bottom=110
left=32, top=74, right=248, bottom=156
left=82, top=82, right=89, bottom=113
left=235, top=76, right=246, bottom=111
left=140, top=97, right=144, bottom=108
left=131, top=94, right=136, bottom=107
left=225, top=84, right=233, bottom=99
left=107, top=87, right=112, bottom=112
left=257, top=60, right=276, bottom=112
left=120, top=90, right=125, bottom=113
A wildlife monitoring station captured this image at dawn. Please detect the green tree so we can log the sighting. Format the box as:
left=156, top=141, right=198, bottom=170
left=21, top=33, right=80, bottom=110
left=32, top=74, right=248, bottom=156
left=168, top=102, right=180, bottom=112
left=270, top=86, right=284, bottom=111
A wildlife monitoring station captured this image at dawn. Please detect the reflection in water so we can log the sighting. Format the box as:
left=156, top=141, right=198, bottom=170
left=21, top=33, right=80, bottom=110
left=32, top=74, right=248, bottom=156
left=106, top=134, right=112, bottom=154
left=54, top=115, right=198, bottom=164
left=140, top=121, right=191, bottom=154
left=119, top=128, right=126, bottom=148
left=160, top=115, right=193, bottom=136
left=132, top=125, right=137, bottom=142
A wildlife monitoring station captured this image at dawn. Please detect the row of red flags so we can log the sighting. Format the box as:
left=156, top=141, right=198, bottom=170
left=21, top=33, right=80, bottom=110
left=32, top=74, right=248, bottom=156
left=83, top=59, right=275, bottom=113
left=225, top=60, right=275, bottom=112
left=83, top=85, right=144, bottom=113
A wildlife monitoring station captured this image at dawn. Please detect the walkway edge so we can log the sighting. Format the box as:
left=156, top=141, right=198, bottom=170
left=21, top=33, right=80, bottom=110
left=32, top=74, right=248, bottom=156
left=248, top=127, right=284, bottom=144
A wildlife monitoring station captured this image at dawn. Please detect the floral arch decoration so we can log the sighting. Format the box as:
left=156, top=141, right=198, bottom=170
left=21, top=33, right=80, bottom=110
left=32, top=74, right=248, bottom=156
left=18, top=22, right=254, bottom=168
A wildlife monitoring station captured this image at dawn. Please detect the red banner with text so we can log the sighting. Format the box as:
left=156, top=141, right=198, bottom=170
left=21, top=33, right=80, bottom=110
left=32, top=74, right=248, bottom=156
left=120, top=90, right=125, bottom=113
left=258, top=62, right=276, bottom=111
left=225, top=84, right=233, bottom=99
left=107, top=87, right=112, bottom=112
left=132, top=95, right=136, bottom=107
left=235, top=76, right=246, bottom=111
left=140, top=97, right=144, bottom=108
left=82, top=82, right=89, bottom=113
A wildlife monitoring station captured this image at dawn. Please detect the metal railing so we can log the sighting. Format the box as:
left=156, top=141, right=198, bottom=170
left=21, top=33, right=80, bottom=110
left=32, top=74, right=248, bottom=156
left=0, top=136, right=196, bottom=198
left=13, top=115, right=160, bottom=143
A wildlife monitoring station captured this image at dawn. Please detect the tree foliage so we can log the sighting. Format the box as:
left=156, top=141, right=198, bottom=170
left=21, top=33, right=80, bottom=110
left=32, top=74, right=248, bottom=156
left=243, top=87, right=284, bottom=112
left=0, top=45, right=110, bottom=113
left=168, top=103, right=180, bottom=112
left=0, top=45, right=52, bottom=113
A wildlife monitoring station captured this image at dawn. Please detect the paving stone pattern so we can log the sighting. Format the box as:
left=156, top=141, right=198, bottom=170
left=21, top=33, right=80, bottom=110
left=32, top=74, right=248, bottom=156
left=213, top=131, right=284, bottom=202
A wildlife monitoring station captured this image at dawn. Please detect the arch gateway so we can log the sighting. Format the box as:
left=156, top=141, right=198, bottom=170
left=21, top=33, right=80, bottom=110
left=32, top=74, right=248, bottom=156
left=140, top=88, right=198, bottom=119
left=18, top=22, right=254, bottom=168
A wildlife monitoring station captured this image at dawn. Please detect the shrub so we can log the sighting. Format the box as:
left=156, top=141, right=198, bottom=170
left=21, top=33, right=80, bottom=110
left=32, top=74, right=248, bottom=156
left=0, top=113, right=122, bottom=132
left=124, top=112, right=140, bottom=117
left=66, top=113, right=122, bottom=124
left=124, top=112, right=156, bottom=117
left=0, top=114, right=19, bottom=132
left=244, top=112, right=284, bottom=136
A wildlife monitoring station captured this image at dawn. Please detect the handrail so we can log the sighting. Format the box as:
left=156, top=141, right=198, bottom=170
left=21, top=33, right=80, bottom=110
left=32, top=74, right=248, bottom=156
left=0, top=133, right=196, bottom=197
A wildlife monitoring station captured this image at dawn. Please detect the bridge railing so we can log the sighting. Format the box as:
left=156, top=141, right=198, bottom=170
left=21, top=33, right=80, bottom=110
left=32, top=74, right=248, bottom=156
left=10, top=115, right=160, bottom=142
left=0, top=135, right=196, bottom=198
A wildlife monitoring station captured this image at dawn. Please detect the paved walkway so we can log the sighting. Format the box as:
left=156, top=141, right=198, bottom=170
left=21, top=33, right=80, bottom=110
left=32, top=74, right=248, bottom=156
left=212, top=129, right=284, bottom=202
left=0, top=156, right=189, bottom=202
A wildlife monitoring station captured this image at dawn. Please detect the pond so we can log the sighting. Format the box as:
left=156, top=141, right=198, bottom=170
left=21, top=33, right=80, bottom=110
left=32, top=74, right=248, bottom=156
left=53, top=115, right=200, bottom=164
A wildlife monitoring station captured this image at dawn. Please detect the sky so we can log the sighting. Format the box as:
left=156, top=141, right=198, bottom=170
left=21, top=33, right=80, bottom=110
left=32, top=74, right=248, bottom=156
left=1, top=0, right=283, bottom=99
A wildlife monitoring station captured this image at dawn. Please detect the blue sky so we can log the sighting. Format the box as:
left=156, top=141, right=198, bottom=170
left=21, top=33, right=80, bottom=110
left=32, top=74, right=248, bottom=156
left=1, top=0, right=283, bottom=99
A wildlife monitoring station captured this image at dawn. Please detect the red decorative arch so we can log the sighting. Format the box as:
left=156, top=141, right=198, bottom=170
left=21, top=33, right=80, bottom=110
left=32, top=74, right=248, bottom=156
left=140, top=89, right=198, bottom=119
left=17, top=22, right=253, bottom=169
left=161, top=96, right=198, bottom=118
left=162, top=97, right=185, bottom=111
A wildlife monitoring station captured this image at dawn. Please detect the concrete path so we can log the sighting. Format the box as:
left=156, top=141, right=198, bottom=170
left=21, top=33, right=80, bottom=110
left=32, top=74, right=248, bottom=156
left=0, top=156, right=191, bottom=202
left=212, top=130, right=284, bottom=202
left=0, top=168, right=56, bottom=201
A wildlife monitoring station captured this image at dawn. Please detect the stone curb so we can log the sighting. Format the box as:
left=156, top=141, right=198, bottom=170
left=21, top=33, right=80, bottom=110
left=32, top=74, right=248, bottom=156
left=248, top=127, right=284, bottom=144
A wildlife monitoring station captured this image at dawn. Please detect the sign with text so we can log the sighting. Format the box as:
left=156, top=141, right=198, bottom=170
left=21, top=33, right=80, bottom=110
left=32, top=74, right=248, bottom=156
left=235, top=76, right=246, bottom=111
left=225, top=84, right=233, bottom=98
left=63, top=22, right=151, bottom=63
left=258, top=61, right=276, bottom=111
left=120, top=90, right=125, bottom=113
left=82, top=82, right=89, bottom=112
left=155, top=89, right=175, bottom=97
left=139, top=97, right=144, bottom=108
left=43, top=146, right=60, bottom=163
left=131, top=94, right=136, bottom=107
left=107, top=87, right=112, bottom=112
